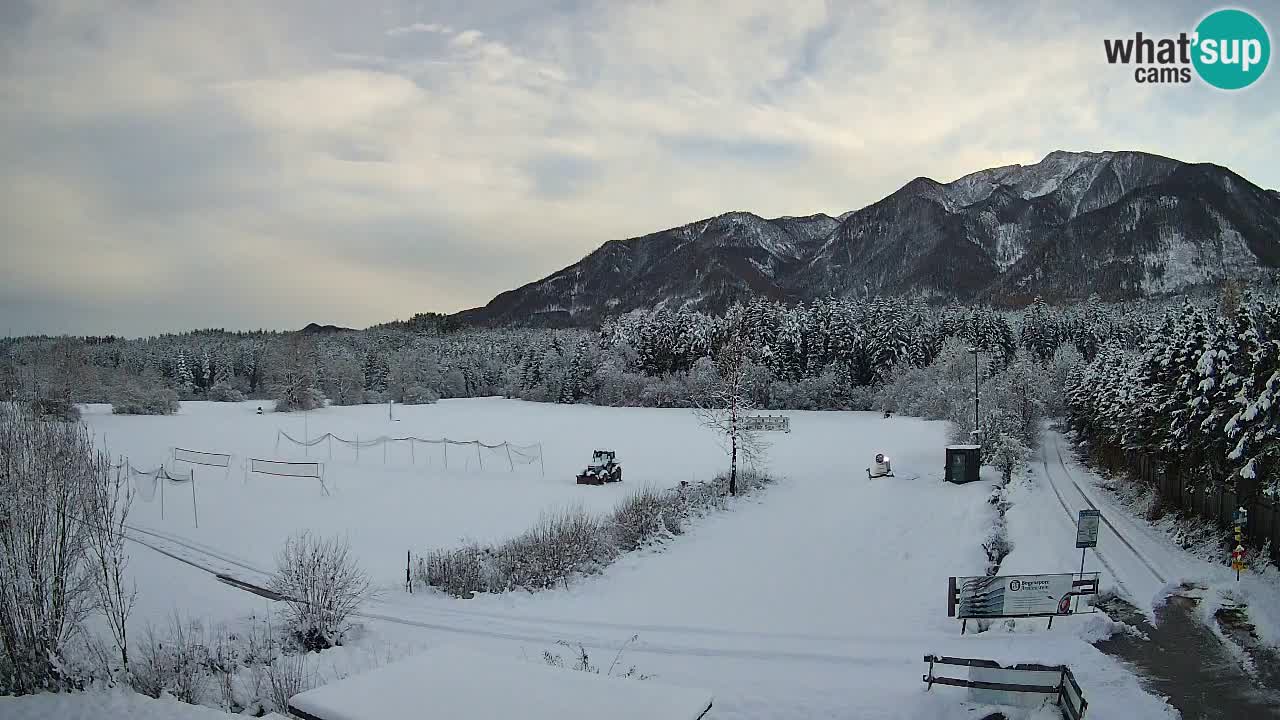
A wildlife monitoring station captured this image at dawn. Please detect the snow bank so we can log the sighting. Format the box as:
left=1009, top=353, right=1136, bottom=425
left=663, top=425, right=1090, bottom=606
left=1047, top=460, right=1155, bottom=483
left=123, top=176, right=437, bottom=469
left=288, top=645, right=713, bottom=720
left=0, top=689, right=236, bottom=720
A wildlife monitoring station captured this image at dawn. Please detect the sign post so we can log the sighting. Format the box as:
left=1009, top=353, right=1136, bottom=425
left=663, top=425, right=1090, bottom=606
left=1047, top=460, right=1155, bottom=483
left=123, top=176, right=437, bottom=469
left=1232, top=506, right=1248, bottom=581
left=1074, top=510, right=1101, bottom=612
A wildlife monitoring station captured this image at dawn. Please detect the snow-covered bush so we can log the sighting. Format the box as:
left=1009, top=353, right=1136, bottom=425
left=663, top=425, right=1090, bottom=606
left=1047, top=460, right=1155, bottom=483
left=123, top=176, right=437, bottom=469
left=111, top=383, right=180, bottom=415
left=273, top=386, right=325, bottom=413
left=268, top=533, right=370, bottom=651
left=610, top=486, right=681, bottom=552
left=419, top=469, right=774, bottom=597
left=29, top=394, right=80, bottom=422
left=401, top=384, right=439, bottom=405
left=264, top=652, right=315, bottom=714
left=131, top=615, right=208, bottom=703
left=207, top=381, right=245, bottom=403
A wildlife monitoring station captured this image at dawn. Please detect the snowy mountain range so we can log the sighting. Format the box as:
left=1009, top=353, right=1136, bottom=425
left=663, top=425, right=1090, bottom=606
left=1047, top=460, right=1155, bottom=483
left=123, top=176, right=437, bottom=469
left=459, top=150, right=1280, bottom=325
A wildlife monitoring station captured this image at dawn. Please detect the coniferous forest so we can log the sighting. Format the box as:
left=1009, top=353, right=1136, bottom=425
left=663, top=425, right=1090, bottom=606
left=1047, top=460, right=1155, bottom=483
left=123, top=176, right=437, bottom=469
left=4, top=288, right=1279, bottom=497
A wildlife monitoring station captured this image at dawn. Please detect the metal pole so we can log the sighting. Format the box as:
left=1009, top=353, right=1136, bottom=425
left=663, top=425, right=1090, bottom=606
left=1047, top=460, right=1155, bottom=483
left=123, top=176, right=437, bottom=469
left=1074, top=547, right=1086, bottom=613
left=973, top=348, right=979, bottom=435
left=304, top=409, right=309, bottom=457
left=191, top=469, right=199, bottom=529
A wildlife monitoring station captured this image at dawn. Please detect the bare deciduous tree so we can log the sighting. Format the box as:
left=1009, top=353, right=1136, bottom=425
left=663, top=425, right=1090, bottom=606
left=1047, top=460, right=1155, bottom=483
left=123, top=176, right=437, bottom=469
left=693, top=309, right=769, bottom=495
left=268, top=532, right=371, bottom=651
left=0, top=404, right=99, bottom=693
left=86, top=463, right=136, bottom=673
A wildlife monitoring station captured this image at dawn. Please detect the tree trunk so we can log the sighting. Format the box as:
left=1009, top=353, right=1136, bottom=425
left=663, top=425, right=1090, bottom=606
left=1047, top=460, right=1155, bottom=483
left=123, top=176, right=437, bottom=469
left=729, top=405, right=739, bottom=496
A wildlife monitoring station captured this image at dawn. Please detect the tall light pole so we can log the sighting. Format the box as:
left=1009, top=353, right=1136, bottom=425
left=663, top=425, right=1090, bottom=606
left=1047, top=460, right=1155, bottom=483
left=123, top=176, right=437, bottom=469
left=969, top=346, right=979, bottom=443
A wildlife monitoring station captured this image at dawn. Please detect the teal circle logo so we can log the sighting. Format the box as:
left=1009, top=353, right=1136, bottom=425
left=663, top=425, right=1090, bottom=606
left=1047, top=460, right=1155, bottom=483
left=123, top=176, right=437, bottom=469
left=1193, top=9, right=1270, bottom=90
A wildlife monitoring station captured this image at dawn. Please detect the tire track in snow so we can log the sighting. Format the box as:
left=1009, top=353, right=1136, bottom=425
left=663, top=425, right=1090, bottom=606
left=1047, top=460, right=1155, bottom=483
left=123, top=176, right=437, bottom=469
left=1039, top=442, right=1134, bottom=599
left=1049, top=435, right=1168, bottom=586
left=1039, top=431, right=1170, bottom=606
left=125, top=523, right=271, bottom=578
left=122, top=522, right=939, bottom=662
left=127, top=530, right=931, bottom=666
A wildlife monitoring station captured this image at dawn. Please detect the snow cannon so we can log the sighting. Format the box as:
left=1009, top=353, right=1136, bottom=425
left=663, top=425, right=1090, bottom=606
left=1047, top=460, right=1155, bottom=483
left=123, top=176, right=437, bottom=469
left=576, top=450, right=622, bottom=485
left=867, top=452, right=894, bottom=479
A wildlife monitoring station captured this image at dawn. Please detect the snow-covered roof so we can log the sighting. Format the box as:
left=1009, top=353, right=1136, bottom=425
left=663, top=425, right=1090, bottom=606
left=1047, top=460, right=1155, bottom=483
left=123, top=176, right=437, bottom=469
left=288, top=645, right=714, bottom=720
left=947, top=444, right=981, bottom=450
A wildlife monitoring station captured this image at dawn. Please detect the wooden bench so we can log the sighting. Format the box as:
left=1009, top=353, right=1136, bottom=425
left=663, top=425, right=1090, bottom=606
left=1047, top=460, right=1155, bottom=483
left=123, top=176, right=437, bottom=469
left=923, top=654, right=1087, bottom=719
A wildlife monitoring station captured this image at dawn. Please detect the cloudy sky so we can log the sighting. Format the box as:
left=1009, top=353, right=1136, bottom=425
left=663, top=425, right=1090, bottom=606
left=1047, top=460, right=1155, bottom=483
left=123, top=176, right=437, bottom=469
left=2, top=1, right=1276, bottom=337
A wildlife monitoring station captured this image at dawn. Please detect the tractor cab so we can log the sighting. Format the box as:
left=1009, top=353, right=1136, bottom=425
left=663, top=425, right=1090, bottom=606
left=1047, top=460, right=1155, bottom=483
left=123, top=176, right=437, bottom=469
left=577, top=449, right=622, bottom=485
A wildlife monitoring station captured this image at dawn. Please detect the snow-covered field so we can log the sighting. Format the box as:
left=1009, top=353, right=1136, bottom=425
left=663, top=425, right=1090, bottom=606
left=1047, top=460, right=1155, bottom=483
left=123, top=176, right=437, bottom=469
left=59, top=399, right=1184, bottom=719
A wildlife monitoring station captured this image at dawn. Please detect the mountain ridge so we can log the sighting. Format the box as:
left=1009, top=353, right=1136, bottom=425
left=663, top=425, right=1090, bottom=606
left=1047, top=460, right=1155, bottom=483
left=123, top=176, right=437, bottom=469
left=457, top=150, right=1280, bottom=325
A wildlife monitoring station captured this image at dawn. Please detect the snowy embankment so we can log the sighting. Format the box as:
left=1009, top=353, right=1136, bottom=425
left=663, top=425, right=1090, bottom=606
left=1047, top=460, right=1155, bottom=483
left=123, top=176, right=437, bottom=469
left=75, top=400, right=1175, bottom=719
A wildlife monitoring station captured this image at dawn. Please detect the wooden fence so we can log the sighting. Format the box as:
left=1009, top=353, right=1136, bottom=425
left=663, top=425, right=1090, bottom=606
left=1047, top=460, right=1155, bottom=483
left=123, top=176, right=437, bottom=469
left=1126, top=451, right=1280, bottom=563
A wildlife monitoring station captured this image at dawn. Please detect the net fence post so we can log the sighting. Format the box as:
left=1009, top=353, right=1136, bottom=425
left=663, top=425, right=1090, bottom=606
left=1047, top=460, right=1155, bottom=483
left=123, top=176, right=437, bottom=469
left=538, top=443, right=545, bottom=477
left=411, top=438, right=416, bottom=465
left=476, top=442, right=482, bottom=469
left=356, top=434, right=360, bottom=463
left=328, top=434, right=332, bottom=461
left=191, top=468, right=199, bottom=529
left=444, top=440, right=449, bottom=470
left=275, top=430, right=281, bottom=453
left=505, top=443, right=514, bottom=472
left=383, top=437, right=388, bottom=465
left=159, top=468, right=166, bottom=521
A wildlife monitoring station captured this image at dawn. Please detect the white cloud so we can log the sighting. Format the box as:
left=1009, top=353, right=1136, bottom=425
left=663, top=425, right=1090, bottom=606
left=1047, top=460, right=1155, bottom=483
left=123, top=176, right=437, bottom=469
left=386, top=22, right=453, bottom=36
left=1, top=0, right=1277, bottom=335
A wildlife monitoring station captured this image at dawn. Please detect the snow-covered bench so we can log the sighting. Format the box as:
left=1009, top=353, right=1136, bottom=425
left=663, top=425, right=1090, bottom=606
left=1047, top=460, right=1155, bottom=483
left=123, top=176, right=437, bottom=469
left=287, top=645, right=713, bottom=720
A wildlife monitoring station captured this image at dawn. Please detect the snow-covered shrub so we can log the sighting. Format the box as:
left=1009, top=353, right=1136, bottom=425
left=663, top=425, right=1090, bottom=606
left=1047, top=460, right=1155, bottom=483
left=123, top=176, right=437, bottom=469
left=29, top=394, right=80, bottom=422
left=268, top=533, right=370, bottom=651
left=273, top=386, right=325, bottom=413
left=419, top=470, right=774, bottom=597
left=207, top=381, right=245, bottom=403
left=131, top=615, right=209, bottom=703
left=497, top=509, right=614, bottom=591
left=611, top=486, right=681, bottom=552
left=264, top=653, right=315, bottom=714
left=419, top=543, right=497, bottom=597
left=400, top=384, right=439, bottom=405
left=111, top=383, right=180, bottom=415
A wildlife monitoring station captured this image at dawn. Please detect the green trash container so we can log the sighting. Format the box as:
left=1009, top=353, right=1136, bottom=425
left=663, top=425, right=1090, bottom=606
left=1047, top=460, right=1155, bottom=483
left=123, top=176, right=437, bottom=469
left=945, top=445, right=981, bottom=484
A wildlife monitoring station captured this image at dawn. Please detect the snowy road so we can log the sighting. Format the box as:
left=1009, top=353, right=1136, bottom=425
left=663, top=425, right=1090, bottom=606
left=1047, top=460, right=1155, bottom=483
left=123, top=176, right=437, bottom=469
left=1038, top=431, right=1177, bottom=612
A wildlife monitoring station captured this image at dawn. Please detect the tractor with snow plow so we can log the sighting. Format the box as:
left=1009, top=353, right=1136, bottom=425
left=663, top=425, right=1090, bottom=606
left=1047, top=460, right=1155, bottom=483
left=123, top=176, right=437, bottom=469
left=576, top=450, right=623, bottom=485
